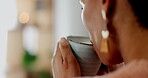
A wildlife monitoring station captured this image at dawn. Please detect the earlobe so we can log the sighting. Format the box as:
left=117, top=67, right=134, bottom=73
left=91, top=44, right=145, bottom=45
left=101, top=0, right=112, bottom=14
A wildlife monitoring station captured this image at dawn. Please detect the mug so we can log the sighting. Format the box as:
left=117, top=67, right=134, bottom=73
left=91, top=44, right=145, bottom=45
left=67, top=36, right=101, bottom=76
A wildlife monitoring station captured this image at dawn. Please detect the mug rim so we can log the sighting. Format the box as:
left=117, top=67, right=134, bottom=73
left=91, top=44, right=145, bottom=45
left=67, top=36, right=93, bottom=46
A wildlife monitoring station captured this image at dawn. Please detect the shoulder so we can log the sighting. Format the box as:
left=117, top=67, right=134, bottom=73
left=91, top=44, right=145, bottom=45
left=105, top=59, right=148, bottom=78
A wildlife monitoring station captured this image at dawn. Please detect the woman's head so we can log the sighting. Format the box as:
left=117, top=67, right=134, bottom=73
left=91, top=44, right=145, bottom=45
left=80, top=0, right=148, bottom=65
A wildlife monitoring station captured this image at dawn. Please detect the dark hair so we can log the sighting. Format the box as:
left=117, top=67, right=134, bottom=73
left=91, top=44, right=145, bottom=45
left=128, top=0, right=148, bottom=28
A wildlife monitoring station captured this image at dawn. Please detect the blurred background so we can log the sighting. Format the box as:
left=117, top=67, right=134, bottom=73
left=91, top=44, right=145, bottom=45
left=0, top=0, right=89, bottom=78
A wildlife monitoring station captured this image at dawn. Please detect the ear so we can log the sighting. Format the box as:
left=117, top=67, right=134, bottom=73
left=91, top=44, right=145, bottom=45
left=101, top=0, right=113, bottom=14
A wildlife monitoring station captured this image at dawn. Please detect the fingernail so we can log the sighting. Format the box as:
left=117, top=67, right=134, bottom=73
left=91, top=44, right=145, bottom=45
left=60, top=37, right=67, bottom=43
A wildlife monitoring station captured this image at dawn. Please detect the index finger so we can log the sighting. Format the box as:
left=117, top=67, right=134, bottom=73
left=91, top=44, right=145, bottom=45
left=53, top=42, right=63, bottom=63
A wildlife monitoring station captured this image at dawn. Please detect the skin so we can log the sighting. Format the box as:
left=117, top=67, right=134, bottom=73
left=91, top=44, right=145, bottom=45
left=52, top=39, right=81, bottom=78
left=52, top=0, right=148, bottom=77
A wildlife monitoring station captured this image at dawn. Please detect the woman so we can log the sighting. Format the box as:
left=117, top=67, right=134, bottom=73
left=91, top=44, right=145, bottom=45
left=52, top=0, right=148, bottom=78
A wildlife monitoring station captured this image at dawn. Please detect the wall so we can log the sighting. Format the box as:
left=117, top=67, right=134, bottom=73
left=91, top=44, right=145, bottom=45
left=53, top=0, right=89, bottom=43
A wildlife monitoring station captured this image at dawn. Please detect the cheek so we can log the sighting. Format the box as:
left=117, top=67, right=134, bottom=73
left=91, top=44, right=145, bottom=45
left=81, top=0, right=122, bottom=65
left=90, top=32, right=101, bottom=54
left=82, top=7, right=97, bottom=31
left=81, top=2, right=103, bottom=33
left=81, top=0, right=103, bottom=54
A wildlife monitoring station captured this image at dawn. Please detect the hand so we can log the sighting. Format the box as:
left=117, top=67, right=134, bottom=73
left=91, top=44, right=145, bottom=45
left=52, top=38, right=81, bottom=78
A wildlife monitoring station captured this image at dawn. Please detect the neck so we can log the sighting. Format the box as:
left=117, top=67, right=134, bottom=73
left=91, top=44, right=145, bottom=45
left=117, top=19, right=148, bottom=64
left=121, top=26, right=148, bottom=63
left=113, top=0, right=148, bottom=64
